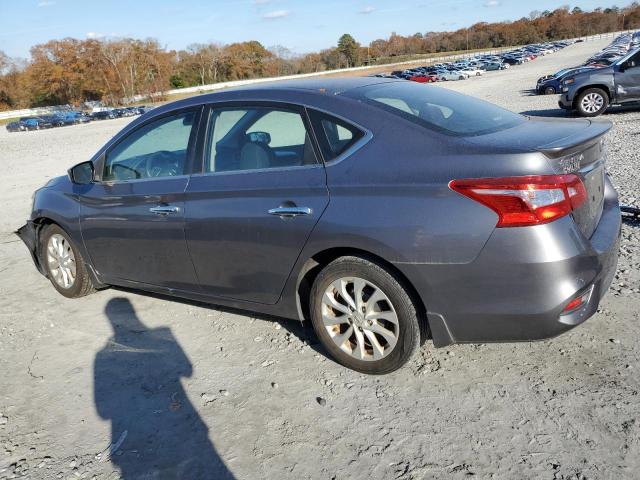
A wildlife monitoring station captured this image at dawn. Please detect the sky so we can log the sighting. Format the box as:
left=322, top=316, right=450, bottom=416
left=0, top=0, right=626, bottom=58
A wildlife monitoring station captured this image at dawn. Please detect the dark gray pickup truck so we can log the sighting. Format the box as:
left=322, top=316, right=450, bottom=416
left=559, top=48, right=640, bottom=116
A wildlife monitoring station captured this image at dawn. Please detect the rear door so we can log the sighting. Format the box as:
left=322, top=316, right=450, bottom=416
left=615, top=50, right=640, bottom=102
left=184, top=103, right=329, bottom=304
left=80, top=107, right=201, bottom=291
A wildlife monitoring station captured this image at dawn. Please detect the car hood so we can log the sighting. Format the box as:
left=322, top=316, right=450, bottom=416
left=43, top=175, right=68, bottom=189
left=462, top=117, right=611, bottom=155
left=565, top=65, right=614, bottom=82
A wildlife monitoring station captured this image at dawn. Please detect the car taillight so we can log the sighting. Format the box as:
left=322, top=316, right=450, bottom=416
left=449, top=174, right=587, bottom=227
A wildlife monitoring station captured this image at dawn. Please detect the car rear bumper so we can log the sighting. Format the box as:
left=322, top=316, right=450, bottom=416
left=398, top=177, right=621, bottom=347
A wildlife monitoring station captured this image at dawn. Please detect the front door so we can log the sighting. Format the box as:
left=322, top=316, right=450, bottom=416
left=616, top=50, right=640, bottom=102
left=80, top=108, right=201, bottom=291
left=184, top=104, right=329, bottom=304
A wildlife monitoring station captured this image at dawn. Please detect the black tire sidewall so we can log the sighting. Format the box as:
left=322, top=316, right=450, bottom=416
left=40, top=224, right=88, bottom=298
left=545, top=86, right=556, bottom=95
left=309, top=257, right=420, bottom=374
left=576, top=88, right=609, bottom=117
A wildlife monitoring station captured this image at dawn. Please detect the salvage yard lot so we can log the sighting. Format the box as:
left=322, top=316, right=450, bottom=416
left=1, top=38, right=639, bottom=479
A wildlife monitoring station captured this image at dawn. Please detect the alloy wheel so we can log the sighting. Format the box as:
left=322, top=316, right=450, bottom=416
left=321, top=277, right=399, bottom=361
left=46, top=233, right=76, bottom=289
left=581, top=92, right=604, bottom=113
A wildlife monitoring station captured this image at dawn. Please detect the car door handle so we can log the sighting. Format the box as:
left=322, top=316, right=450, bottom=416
left=268, top=206, right=312, bottom=218
left=149, top=205, right=180, bottom=215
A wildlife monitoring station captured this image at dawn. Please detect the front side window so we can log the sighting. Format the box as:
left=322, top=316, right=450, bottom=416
left=206, top=107, right=317, bottom=173
left=346, top=81, right=524, bottom=136
left=103, top=110, right=196, bottom=181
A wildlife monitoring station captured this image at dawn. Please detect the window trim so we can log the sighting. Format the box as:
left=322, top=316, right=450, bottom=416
left=306, top=108, right=368, bottom=165
left=196, top=101, right=323, bottom=176
left=96, top=105, right=203, bottom=184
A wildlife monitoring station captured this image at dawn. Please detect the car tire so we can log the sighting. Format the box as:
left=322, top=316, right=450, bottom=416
left=40, top=224, right=95, bottom=298
left=575, top=88, right=609, bottom=117
left=309, top=256, right=422, bottom=374
left=545, top=86, right=556, bottom=95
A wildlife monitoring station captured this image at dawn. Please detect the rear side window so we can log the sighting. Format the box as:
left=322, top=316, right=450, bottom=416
left=346, top=81, right=524, bottom=136
left=205, top=106, right=318, bottom=173
left=308, top=110, right=364, bottom=162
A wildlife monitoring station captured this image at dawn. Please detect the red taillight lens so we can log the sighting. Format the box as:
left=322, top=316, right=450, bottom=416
left=449, top=175, right=587, bottom=227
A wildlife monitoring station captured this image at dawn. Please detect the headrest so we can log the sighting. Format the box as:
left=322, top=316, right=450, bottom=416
left=246, top=131, right=271, bottom=145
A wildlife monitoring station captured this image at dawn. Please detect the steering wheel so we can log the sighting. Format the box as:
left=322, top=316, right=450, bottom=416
left=145, top=150, right=180, bottom=178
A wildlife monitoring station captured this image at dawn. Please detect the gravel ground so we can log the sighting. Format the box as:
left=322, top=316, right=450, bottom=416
left=1, top=38, right=639, bottom=480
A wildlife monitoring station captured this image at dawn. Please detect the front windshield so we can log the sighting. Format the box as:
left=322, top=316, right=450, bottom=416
left=346, top=81, right=525, bottom=136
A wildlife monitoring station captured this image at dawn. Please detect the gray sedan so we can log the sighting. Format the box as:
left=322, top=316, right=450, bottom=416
left=17, top=78, right=620, bottom=374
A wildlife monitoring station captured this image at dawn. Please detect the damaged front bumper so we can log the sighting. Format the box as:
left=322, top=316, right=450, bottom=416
left=15, top=221, right=45, bottom=275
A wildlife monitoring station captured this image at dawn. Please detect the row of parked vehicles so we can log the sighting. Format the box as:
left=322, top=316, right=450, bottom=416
left=376, top=41, right=574, bottom=84
left=534, top=32, right=640, bottom=117
left=5, top=106, right=150, bottom=133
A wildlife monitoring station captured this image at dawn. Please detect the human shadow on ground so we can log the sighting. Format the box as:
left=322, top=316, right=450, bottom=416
left=94, top=297, right=235, bottom=479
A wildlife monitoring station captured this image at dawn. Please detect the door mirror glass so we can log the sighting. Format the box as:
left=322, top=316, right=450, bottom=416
left=68, top=161, right=94, bottom=184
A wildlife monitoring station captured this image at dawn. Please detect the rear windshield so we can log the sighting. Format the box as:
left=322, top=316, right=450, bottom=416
left=345, top=82, right=524, bottom=136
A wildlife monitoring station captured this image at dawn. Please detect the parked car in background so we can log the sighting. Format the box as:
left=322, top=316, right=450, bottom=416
left=437, top=70, right=468, bottom=81
left=559, top=47, right=640, bottom=116
left=409, top=74, right=438, bottom=83
left=460, top=67, right=483, bottom=76
left=482, top=62, right=508, bottom=71
left=17, top=78, right=620, bottom=374
left=91, top=110, right=116, bottom=120
left=5, top=121, right=24, bottom=132
left=20, top=117, right=54, bottom=130
left=536, top=66, right=598, bottom=95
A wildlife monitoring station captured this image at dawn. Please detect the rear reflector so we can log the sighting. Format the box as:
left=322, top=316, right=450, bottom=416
left=561, top=287, right=593, bottom=315
left=449, top=174, right=587, bottom=227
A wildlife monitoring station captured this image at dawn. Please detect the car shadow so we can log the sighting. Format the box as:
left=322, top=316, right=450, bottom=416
left=622, top=208, right=640, bottom=227
left=94, top=297, right=236, bottom=479
left=111, top=286, right=325, bottom=355
left=521, top=103, right=640, bottom=118
left=519, top=88, right=539, bottom=97
left=520, top=108, right=570, bottom=118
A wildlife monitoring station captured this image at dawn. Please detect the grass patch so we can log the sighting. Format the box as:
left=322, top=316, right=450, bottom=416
left=0, top=116, right=21, bottom=126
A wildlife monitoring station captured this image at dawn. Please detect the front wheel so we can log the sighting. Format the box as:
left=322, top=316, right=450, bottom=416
left=40, top=224, right=95, bottom=298
left=309, top=256, right=422, bottom=374
left=575, top=88, right=609, bottom=117
left=544, top=86, right=556, bottom=95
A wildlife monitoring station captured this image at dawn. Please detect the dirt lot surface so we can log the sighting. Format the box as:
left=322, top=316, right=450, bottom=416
left=1, top=38, right=639, bottom=480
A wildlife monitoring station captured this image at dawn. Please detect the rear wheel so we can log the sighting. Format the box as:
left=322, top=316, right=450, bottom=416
left=40, top=224, right=95, bottom=298
left=576, top=88, right=609, bottom=117
left=309, top=256, right=422, bottom=374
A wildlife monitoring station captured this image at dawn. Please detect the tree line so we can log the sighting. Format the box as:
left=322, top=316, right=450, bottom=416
left=1, top=3, right=639, bottom=111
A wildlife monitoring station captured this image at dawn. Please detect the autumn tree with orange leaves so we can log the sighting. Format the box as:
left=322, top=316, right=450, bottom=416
left=1, top=3, right=640, bottom=110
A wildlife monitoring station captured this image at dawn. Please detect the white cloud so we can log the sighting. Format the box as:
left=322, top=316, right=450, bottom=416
left=484, top=0, right=500, bottom=6
left=37, top=0, right=56, bottom=6
left=86, top=32, right=105, bottom=39
left=262, top=9, right=290, bottom=19
left=254, top=0, right=270, bottom=4
left=359, top=6, right=376, bottom=14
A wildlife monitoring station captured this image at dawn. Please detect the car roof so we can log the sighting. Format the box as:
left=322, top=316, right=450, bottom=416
left=146, top=77, right=403, bottom=118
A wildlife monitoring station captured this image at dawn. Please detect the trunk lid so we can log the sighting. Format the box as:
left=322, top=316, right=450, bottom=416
left=465, top=117, right=612, bottom=238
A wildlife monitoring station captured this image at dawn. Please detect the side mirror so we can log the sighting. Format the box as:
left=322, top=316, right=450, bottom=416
left=68, top=161, right=94, bottom=185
